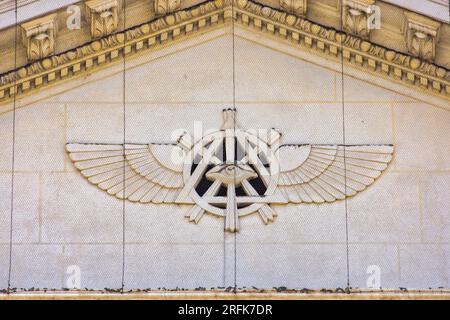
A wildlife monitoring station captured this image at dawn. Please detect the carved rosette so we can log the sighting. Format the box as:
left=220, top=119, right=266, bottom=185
left=404, top=12, right=440, bottom=62
left=342, top=0, right=375, bottom=38
left=86, top=0, right=120, bottom=38
left=155, top=0, right=182, bottom=16
left=279, top=0, right=307, bottom=17
left=21, top=14, right=57, bottom=61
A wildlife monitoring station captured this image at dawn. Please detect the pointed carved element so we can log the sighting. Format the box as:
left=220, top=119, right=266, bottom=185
left=404, top=12, right=441, bottom=62
left=21, top=14, right=57, bottom=61
left=155, top=0, right=181, bottom=16
left=279, top=0, right=307, bottom=17
left=341, top=0, right=375, bottom=38
left=221, top=108, right=236, bottom=129
left=86, top=0, right=120, bottom=38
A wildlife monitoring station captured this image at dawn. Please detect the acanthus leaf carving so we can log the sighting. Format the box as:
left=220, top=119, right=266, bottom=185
left=279, top=0, right=307, bottom=17
left=342, top=0, right=375, bottom=39
left=86, top=0, right=120, bottom=38
left=1, top=0, right=449, bottom=103
left=155, top=0, right=182, bottom=16
left=404, top=12, right=441, bottom=62
left=20, top=14, right=57, bottom=61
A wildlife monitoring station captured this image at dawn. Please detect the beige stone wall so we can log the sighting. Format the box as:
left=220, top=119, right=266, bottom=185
left=0, top=31, right=448, bottom=290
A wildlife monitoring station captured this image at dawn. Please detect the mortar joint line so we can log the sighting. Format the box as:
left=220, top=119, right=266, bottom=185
left=7, top=0, right=18, bottom=294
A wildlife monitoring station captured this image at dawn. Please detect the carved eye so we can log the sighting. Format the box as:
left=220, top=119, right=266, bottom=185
left=206, top=164, right=257, bottom=185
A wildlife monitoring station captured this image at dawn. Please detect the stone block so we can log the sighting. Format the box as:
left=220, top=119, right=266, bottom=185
left=9, top=244, right=64, bottom=289
left=41, top=173, right=123, bottom=243
left=123, top=244, right=224, bottom=289
left=393, top=103, right=450, bottom=170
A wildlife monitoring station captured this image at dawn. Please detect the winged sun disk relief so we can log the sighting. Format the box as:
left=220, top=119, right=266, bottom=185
left=66, top=110, right=394, bottom=232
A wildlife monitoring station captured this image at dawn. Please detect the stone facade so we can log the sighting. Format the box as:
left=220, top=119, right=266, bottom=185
left=0, top=0, right=448, bottom=293
left=0, top=29, right=449, bottom=290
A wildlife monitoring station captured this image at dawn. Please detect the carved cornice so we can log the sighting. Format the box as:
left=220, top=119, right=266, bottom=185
left=0, top=0, right=449, bottom=104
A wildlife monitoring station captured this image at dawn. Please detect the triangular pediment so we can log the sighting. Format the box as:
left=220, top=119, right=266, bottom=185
left=0, top=0, right=449, bottom=110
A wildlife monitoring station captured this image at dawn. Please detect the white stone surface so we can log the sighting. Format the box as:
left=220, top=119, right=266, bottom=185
left=12, top=174, right=40, bottom=244
left=48, top=73, right=126, bottom=104
left=124, top=203, right=224, bottom=244
left=63, top=244, right=123, bottom=290
left=236, top=244, right=348, bottom=289
left=393, top=103, right=450, bottom=171
left=235, top=37, right=336, bottom=102
left=124, top=103, right=228, bottom=144
left=0, top=245, right=9, bottom=289
left=0, top=35, right=448, bottom=290
left=41, top=173, right=123, bottom=243
left=446, top=245, right=450, bottom=285
left=0, top=112, right=13, bottom=172
left=348, top=244, right=400, bottom=289
left=399, top=245, right=448, bottom=288
left=0, top=174, right=12, bottom=245
left=0, top=173, right=40, bottom=244
left=237, top=103, right=344, bottom=145
left=0, top=113, right=12, bottom=290
left=237, top=202, right=347, bottom=244
left=340, top=75, right=416, bottom=102
left=234, top=25, right=450, bottom=109
left=124, top=36, right=233, bottom=103
left=124, top=244, right=224, bottom=289
left=223, top=233, right=236, bottom=288
left=66, top=103, right=125, bottom=144
left=9, top=244, right=64, bottom=289
left=343, top=102, right=393, bottom=145
left=14, top=104, right=66, bottom=172
left=422, top=173, right=450, bottom=243
left=347, top=172, right=422, bottom=243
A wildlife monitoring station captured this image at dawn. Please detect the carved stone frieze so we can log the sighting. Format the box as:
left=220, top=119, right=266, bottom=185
left=1, top=0, right=449, bottom=104
left=404, top=12, right=441, bottom=62
left=86, top=0, right=120, bottom=38
left=279, top=0, right=307, bottom=17
left=66, top=109, right=394, bottom=232
left=155, top=0, right=182, bottom=16
left=20, top=14, right=57, bottom=61
left=341, top=0, right=375, bottom=38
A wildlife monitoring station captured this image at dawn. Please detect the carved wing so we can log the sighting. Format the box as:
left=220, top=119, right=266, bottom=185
left=66, top=143, right=184, bottom=203
left=276, top=145, right=394, bottom=203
